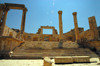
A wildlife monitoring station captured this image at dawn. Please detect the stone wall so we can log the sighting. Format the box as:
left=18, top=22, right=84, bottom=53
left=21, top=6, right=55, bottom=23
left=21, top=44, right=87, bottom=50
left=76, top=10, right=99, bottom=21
left=80, top=40, right=100, bottom=51
left=22, top=33, right=59, bottom=41
left=63, top=41, right=79, bottom=48
left=19, top=41, right=59, bottom=49
left=63, top=28, right=84, bottom=42
left=18, top=41, right=78, bottom=49
left=0, top=36, right=23, bottom=51
left=2, top=25, right=17, bottom=38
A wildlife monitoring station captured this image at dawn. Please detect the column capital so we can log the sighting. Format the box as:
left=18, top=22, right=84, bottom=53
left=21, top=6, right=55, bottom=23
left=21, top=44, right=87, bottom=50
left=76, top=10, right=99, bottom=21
left=23, top=8, right=27, bottom=12
left=4, top=7, right=10, bottom=12
left=0, top=4, right=6, bottom=10
left=58, top=11, right=62, bottom=14
left=72, top=12, right=77, bottom=15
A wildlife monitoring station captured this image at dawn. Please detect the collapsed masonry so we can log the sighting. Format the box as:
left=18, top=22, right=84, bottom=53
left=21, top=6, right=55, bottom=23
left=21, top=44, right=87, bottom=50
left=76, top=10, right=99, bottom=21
left=0, top=3, right=100, bottom=59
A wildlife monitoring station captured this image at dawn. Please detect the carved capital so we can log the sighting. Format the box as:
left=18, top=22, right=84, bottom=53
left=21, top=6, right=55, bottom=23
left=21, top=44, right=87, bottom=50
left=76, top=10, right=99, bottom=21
left=58, top=11, right=62, bottom=14
left=4, top=7, right=10, bottom=12
left=23, top=8, right=27, bottom=12
left=0, top=4, right=6, bottom=10
left=72, top=12, right=77, bottom=16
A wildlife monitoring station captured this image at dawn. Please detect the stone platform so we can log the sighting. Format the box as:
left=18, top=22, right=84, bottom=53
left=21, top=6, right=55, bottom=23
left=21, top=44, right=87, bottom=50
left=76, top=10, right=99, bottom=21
left=18, top=41, right=79, bottom=50
left=4, top=48, right=98, bottom=59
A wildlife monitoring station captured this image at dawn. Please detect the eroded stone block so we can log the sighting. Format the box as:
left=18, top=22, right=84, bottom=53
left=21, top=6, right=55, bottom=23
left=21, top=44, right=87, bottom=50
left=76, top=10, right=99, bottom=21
left=44, top=57, right=52, bottom=66
left=55, top=56, right=73, bottom=63
left=72, top=56, right=90, bottom=62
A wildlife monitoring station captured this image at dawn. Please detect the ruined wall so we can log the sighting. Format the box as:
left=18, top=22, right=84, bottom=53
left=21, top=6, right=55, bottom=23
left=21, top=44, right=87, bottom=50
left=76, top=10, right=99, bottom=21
left=2, top=25, right=17, bottom=38
left=22, top=32, right=59, bottom=41
left=0, top=36, right=23, bottom=51
left=80, top=30, right=92, bottom=41
left=18, top=41, right=78, bottom=49
left=97, top=26, right=100, bottom=37
left=63, top=28, right=84, bottom=42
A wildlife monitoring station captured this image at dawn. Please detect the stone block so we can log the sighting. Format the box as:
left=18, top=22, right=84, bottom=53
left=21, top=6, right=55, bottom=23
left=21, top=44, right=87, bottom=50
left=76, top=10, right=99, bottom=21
left=96, top=47, right=100, bottom=51
left=55, top=56, right=73, bottom=63
left=72, top=56, right=90, bottom=62
left=43, top=57, right=52, bottom=66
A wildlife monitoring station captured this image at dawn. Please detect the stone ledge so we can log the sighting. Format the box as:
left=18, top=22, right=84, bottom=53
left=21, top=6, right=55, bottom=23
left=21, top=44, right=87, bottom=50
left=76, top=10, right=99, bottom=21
left=0, top=36, right=24, bottom=43
left=54, top=56, right=90, bottom=63
left=55, top=56, right=73, bottom=63
left=72, top=56, right=90, bottom=62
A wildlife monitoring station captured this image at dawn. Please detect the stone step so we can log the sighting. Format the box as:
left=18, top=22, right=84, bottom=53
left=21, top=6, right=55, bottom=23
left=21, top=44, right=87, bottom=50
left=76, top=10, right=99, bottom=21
left=12, top=48, right=99, bottom=58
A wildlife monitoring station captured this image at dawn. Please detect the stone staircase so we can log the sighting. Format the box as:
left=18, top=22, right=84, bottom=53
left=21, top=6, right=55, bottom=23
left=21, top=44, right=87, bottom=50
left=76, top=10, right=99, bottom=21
left=11, top=48, right=99, bottom=59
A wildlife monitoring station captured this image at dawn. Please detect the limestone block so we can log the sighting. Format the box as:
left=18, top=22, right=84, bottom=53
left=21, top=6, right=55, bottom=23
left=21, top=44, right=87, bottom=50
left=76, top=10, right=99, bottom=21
left=72, top=56, right=90, bottom=62
left=55, top=56, right=73, bottom=63
left=63, top=41, right=79, bottom=48
left=44, top=57, right=52, bottom=66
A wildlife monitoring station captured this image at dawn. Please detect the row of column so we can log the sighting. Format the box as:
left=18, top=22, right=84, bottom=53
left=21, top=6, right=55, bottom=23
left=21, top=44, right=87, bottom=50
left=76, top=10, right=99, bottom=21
left=58, top=11, right=80, bottom=43
left=0, top=6, right=27, bottom=36
left=58, top=11, right=80, bottom=42
left=58, top=11, right=98, bottom=42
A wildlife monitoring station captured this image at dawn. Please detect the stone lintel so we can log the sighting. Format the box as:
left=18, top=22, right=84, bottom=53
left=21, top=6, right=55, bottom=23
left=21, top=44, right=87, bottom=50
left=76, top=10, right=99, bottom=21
left=55, top=56, right=73, bottom=63
left=5, top=3, right=25, bottom=8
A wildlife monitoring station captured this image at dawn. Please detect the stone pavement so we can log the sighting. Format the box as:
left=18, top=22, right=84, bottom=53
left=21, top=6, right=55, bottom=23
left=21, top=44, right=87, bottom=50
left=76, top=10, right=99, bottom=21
left=0, top=58, right=100, bottom=66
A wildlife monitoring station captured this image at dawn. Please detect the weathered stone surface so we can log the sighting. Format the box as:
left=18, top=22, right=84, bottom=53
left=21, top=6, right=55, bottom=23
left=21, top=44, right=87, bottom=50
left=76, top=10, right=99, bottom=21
left=58, top=11, right=63, bottom=41
left=55, top=56, right=73, bottom=63
left=63, top=41, right=79, bottom=48
left=0, top=36, right=24, bottom=51
left=0, top=3, right=100, bottom=59
left=72, top=12, right=80, bottom=42
left=44, top=57, right=52, bottom=66
left=72, top=56, right=90, bottom=62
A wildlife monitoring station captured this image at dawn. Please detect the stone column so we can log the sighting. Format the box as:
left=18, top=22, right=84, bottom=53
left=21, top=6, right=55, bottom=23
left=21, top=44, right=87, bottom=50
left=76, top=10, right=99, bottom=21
left=20, top=8, right=27, bottom=34
left=88, top=17, right=94, bottom=40
left=88, top=16, right=99, bottom=40
left=0, top=4, right=5, bottom=23
left=40, top=27, right=43, bottom=41
left=91, top=16, right=99, bottom=39
left=0, top=9, right=3, bottom=22
left=58, top=11, right=63, bottom=41
left=72, top=12, right=80, bottom=42
left=0, top=8, right=9, bottom=36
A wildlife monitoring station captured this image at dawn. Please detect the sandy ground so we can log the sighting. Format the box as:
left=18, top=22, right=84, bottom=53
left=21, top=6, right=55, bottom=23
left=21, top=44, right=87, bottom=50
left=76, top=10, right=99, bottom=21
left=0, top=58, right=100, bottom=66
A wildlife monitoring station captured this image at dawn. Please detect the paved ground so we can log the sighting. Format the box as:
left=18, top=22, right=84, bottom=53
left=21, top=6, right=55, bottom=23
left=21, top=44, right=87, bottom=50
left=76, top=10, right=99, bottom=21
left=0, top=58, right=100, bottom=66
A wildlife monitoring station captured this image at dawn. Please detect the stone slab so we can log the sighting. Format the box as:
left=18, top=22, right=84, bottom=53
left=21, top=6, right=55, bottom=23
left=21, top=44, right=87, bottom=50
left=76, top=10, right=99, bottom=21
left=72, top=56, right=90, bottom=62
left=55, top=56, right=73, bottom=63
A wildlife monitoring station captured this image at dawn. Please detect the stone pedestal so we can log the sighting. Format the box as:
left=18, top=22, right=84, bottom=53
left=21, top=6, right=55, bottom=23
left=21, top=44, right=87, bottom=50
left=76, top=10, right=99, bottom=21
left=58, top=11, right=63, bottom=41
left=72, top=12, right=80, bottom=42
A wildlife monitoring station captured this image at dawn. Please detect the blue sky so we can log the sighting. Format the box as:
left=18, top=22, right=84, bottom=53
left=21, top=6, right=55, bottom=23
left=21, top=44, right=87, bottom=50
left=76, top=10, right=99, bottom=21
left=1, top=0, right=100, bottom=34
